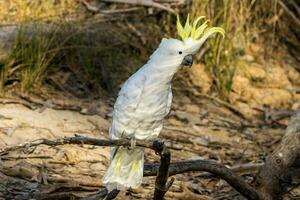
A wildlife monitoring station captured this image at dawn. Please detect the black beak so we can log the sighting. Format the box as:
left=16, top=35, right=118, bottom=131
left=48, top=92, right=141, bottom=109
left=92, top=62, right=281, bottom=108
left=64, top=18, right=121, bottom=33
left=181, top=54, right=193, bottom=67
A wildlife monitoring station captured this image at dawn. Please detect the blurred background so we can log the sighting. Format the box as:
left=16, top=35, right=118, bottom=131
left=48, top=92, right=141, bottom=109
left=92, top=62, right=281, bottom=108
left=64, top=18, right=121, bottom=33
left=0, top=0, right=299, bottom=199
left=0, top=0, right=299, bottom=103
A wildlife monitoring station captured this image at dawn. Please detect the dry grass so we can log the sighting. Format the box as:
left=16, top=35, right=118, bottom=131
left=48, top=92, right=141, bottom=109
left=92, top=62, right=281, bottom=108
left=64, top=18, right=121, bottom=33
left=186, top=0, right=279, bottom=99
left=0, top=18, right=164, bottom=94
left=0, top=0, right=78, bottom=24
left=0, top=0, right=295, bottom=98
left=0, top=23, right=62, bottom=92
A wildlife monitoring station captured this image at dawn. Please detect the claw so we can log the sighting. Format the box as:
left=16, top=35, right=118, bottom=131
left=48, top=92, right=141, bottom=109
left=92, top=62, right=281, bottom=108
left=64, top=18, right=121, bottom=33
left=152, top=139, right=164, bottom=155
left=130, top=137, right=136, bottom=149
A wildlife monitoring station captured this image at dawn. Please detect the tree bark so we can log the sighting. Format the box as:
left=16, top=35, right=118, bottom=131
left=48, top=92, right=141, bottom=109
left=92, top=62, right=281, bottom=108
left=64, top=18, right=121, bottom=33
left=255, top=110, right=300, bottom=200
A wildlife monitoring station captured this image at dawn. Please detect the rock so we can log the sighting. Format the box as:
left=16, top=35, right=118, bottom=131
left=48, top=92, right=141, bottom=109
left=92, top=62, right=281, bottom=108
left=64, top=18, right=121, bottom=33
left=234, top=101, right=260, bottom=119
left=168, top=117, right=185, bottom=126
left=185, top=104, right=201, bottom=114
left=231, top=75, right=250, bottom=98
left=231, top=59, right=294, bottom=109
left=0, top=25, right=17, bottom=62
left=264, top=64, right=292, bottom=89
left=46, top=68, right=93, bottom=98
left=249, top=43, right=262, bottom=54
left=172, top=110, right=200, bottom=125
left=249, top=88, right=292, bottom=107
left=292, top=102, right=300, bottom=110
left=246, top=63, right=266, bottom=81
left=190, top=137, right=209, bottom=146
left=241, top=54, right=255, bottom=62
left=189, top=63, right=212, bottom=94
left=231, top=75, right=293, bottom=108
left=287, top=66, right=300, bottom=85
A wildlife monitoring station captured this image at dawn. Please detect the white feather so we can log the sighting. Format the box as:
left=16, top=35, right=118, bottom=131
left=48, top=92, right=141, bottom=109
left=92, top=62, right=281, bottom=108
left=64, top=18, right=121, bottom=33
left=103, top=37, right=202, bottom=191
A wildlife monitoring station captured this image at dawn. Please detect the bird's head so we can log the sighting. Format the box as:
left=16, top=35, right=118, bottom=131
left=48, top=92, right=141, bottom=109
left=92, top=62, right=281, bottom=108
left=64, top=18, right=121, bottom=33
left=151, top=15, right=225, bottom=69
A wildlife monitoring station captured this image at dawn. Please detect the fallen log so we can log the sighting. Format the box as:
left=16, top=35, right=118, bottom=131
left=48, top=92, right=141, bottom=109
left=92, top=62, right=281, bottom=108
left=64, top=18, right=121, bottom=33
left=255, top=109, right=300, bottom=200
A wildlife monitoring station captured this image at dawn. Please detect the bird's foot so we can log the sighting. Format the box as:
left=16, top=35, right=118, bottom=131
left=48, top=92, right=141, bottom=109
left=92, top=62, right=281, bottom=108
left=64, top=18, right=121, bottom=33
left=129, top=137, right=136, bottom=149
left=152, top=139, right=164, bottom=155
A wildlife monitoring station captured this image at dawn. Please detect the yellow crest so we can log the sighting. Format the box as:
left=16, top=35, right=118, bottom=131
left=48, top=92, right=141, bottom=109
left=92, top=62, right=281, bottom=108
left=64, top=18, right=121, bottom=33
left=177, top=15, right=225, bottom=41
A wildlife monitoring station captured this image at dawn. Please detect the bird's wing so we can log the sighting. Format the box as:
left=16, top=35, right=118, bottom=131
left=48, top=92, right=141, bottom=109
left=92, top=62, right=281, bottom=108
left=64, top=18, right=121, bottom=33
left=110, top=74, right=147, bottom=139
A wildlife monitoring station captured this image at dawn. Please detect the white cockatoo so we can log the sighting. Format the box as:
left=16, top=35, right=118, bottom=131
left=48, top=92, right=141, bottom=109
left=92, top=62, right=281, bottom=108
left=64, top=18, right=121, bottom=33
left=103, top=15, right=225, bottom=191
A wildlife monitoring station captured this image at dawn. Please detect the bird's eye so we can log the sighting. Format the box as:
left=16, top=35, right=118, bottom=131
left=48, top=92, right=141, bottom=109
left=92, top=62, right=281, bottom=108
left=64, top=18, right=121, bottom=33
left=178, top=51, right=182, bottom=55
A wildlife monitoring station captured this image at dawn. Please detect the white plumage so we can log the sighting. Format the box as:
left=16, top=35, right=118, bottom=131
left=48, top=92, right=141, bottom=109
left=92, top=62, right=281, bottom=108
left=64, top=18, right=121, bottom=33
left=103, top=38, right=205, bottom=191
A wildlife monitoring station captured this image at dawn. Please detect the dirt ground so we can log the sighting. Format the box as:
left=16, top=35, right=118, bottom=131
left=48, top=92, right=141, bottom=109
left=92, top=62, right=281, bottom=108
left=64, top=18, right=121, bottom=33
left=0, top=54, right=300, bottom=199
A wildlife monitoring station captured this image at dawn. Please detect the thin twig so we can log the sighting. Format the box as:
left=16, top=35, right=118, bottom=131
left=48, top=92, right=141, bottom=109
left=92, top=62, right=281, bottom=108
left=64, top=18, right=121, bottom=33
left=190, top=92, right=249, bottom=121
left=291, top=0, right=300, bottom=16
left=195, top=162, right=264, bottom=178
left=81, top=0, right=141, bottom=14
left=1, top=155, right=52, bottom=160
left=16, top=92, right=83, bottom=113
left=0, top=136, right=153, bottom=156
left=145, top=160, right=260, bottom=200
left=81, top=0, right=99, bottom=13
left=1, top=136, right=261, bottom=200
left=100, top=0, right=175, bottom=13
left=100, top=7, right=142, bottom=14
left=0, top=98, right=37, bottom=110
left=278, top=0, right=300, bottom=28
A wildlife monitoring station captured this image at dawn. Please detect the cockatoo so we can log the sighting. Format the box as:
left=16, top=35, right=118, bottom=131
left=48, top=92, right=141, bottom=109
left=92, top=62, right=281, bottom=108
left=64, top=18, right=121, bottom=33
left=103, top=15, right=224, bottom=191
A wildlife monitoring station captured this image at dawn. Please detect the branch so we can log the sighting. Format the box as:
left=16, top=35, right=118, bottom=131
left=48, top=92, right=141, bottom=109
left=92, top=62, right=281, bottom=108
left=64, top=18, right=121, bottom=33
left=81, top=0, right=99, bottom=13
left=145, top=160, right=260, bottom=200
left=81, top=0, right=141, bottom=14
left=0, top=98, right=37, bottom=110
left=256, top=109, right=300, bottom=200
left=1, top=136, right=260, bottom=200
left=105, top=189, right=120, bottom=200
left=0, top=136, right=153, bottom=156
left=100, top=0, right=175, bottom=13
left=290, top=0, right=300, bottom=17
left=278, top=0, right=300, bottom=28
left=153, top=141, right=173, bottom=200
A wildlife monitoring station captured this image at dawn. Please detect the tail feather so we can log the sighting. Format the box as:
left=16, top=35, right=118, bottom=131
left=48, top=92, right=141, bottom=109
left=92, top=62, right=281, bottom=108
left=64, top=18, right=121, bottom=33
left=103, top=146, right=144, bottom=191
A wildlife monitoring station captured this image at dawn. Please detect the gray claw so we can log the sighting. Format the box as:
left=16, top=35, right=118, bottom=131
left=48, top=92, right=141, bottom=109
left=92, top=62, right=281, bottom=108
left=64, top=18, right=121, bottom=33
left=130, top=137, right=136, bottom=149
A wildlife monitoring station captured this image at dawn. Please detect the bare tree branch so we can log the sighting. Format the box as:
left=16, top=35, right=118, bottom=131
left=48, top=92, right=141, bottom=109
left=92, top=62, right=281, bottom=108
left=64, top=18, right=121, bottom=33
left=1, top=136, right=260, bottom=200
left=256, top=109, right=300, bottom=200
left=100, top=0, right=176, bottom=13
left=278, top=0, right=300, bottom=28
left=145, top=160, right=260, bottom=200
left=0, top=136, right=153, bottom=156
left=105, top=189, right=120, bottom=200
left=81, top=0, right=141, bottom=14
left=153, top=141, right=173, bottom=200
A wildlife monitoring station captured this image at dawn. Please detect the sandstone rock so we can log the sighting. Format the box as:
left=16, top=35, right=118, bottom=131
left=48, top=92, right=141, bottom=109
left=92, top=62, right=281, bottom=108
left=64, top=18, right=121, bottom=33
left=249, top=43, right=262, bottom=54
left=231, top=83, right=292, bottom=108
left=185, top=104, right=201, bottom=114
left=248, top=88, right=292, bottom=108
left=231, top=57, right=295, bottom=110
left=246, top=63, right=266, bottom=81
left=241, top=54, right=255, bottom=62
left=234, top=101, right=260, bottom=119
left=231, top=75, right=250, bottom=97
left=189, top=63, right=212, bottom=94
left=292, top=102, right=300, bottom=111
left=264, top=64, right=292, bottom=89
left=287, top=66, right=300, bottom=85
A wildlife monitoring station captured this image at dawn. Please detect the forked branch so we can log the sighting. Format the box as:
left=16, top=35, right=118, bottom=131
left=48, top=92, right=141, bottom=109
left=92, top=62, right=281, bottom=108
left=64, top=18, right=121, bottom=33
left=0, top=136, right=259, bottom=200
left=255, top=110, right=300, bottom=200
